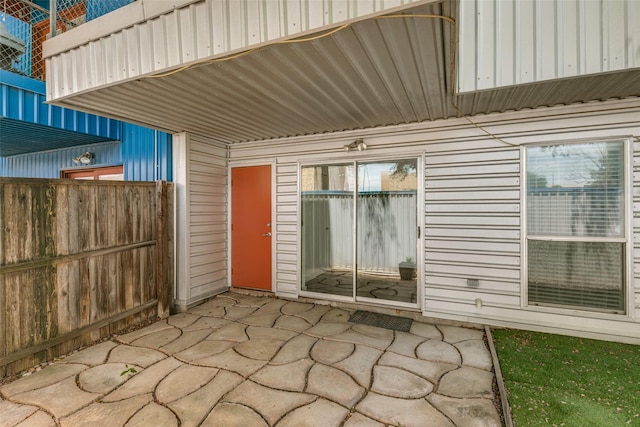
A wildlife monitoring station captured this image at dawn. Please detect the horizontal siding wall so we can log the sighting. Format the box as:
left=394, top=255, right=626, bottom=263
left=424, top=148, right=521, bottom=310
left=274, top=162, right=299, bottom=298
left=230, top=98, right=640, bottom=342
left=634, top=141, right=640, bottom=321
left=188, top=135, right=228, bottom=303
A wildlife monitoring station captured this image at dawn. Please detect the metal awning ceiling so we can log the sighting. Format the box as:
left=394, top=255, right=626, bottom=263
left=0, top=118, right=114, bottom=156
left=0, top=70, right=121, bottom=157
left=51, top=1, right=640, bottom=144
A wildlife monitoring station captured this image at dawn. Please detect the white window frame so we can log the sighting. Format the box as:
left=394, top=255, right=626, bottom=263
left=521, top=137, right=633, bottom=317
left=297, top=154, right=424, bottom=310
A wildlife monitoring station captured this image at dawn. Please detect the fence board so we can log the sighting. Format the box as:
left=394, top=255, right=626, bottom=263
left=57, top=262, right=70, bottom=334
left=0, top=179, right=173, bottom=377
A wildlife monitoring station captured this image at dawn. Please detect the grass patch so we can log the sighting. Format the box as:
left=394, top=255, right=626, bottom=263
left=493, top=329, right=640, bottom=426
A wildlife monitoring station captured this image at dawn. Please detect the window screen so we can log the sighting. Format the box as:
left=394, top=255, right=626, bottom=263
left=526, top=141, right=625, bottom=313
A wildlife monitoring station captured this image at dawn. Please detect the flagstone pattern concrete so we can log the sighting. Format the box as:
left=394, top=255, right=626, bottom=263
left=0, top=292, right=501, bottom=427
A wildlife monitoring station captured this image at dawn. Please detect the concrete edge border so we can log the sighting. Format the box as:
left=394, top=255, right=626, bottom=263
left=485, top=325, right=514, bottom=427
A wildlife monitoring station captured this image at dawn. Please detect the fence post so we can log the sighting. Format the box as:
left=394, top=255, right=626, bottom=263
left=0, top=182, right=5, bottom=376
left=156, top=181, right=170, bottom=318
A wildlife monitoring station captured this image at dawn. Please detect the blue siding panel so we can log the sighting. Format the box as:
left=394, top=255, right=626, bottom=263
left=1, top=71, right=120, bottom=155
left=0, top=126, right=173, bottom=181
left=1, top=70, right=172, bottom=181
left=157, top=131, right=173, bottom=182
left=121, top=123, right=173, bottom=181
left=0, top=141, right=122, bottom=178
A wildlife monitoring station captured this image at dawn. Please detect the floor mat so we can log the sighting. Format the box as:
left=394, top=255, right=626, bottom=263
left=348, top=310, right=413, bottom=332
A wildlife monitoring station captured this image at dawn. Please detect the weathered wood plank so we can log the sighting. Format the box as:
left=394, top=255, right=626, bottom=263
left=0, top=184, right=5, bottom=361
left=45, top=184, right=57, bottom=259
left=122, top=185, right=133, bottom=245
left=97, top=186, right=108, bottom=247
left=5, top=273, right=20, bottom=354
left=0, top=273, right=5, bottom=360
left=68, top=260, right=80, bottom=330
left=56, top=262, right=71, bottom=334
left=0, top=300, right=157, bottom=368
left=86, top=183, right=97, bottom=250
left=156, top=181, right=170, bottom=317
left=132, top=186, right=141, bottom=243
left=32, top=267, right=46, bottom=346
left=56, top=184, right=70, bottom=256
left=31, top=184, right=44, bottom=262
left=124, top=249, right=134, bottom=310
left=106, top=186, right=117, bottom=247
left=0, top=241, right=156, bottom=274
left=117, top=251, right=126, bottom=314
left=17, top=271, right=32, bottom=350
left=108, top=253, right=117, bottom=318
left=89, top=257, right=99, bottom=324
left=133, top=247, right=141, bottom=308
left=3, top=184, right=18, bottom=265
left=115, top=184, right=125, bottom=245
left=139, top=247, right=147, bottom=305
left=19, top=185, right=33, bottom=263
left=0, top=179, right=172, bottom=375
left=98, top=255, right=108, bottom=321
left=78, top=184, right=90, bottom=252
left=68, top=184, right=79, bottom=255
left=79, top=257, right=90, bottom=327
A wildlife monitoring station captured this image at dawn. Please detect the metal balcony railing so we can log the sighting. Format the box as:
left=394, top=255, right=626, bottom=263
left=0, top=0, right=133, bottom=81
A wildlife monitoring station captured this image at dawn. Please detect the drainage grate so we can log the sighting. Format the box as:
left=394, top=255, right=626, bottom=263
left=348, top=310, right=413, bottom=332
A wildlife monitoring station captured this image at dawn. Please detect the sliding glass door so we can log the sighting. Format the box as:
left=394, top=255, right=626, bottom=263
left=300, top=163, right=355, bottom=298
left=300, top=159, right=418, bottom=306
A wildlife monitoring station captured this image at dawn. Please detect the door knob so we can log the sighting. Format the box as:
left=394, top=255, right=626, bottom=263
left=262, top=232, right=272, bottom=237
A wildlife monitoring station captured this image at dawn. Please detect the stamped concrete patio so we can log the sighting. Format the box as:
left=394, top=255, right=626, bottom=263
left=0, top=292, right=502, bottom=426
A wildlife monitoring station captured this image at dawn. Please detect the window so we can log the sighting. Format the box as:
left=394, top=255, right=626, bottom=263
left=61, top=165, right=124, bottom=180
left=525, top=141, right=626, bottom=313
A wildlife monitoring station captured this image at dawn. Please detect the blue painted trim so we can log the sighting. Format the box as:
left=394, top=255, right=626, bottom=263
left=0, top=70, right=45, bottom=94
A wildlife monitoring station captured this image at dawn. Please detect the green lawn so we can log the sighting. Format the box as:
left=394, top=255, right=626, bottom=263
left=493, top=329, right=640, bottom=426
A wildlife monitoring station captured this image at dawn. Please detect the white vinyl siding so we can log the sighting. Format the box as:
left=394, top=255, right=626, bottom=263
left=275, top=162, right=299, bottom=297
left=174, top=132, right=228, bottom=307
left=229, top=98, right=640, bottom=342
left=424, top=148, right=521, bottom=308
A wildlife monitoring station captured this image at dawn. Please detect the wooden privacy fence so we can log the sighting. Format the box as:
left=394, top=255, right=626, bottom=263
left=0, top=178, right=173, bottom=376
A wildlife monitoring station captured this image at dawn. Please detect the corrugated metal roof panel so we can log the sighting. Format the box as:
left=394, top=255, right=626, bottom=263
left=42, top=0, right=640, bottom=145
left=44, top=0, right=431, bottom=100
left=0, top=117, right=116, bottom=156
left=458, top=0, right=640, bottom=92
left=0, top=71, right=121, bottom=156
left=456, top=70, right=640, bottom=117
left=51, top=2, right=457, bottom=143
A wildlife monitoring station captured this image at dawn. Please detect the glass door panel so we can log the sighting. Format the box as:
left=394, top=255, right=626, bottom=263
left=301, top=164, right=355, bottom=298
left=356, top=160, right=418, bottom=303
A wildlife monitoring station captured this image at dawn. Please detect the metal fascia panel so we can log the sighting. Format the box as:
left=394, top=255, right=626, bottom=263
left=458, top=0, right=640, bottom=93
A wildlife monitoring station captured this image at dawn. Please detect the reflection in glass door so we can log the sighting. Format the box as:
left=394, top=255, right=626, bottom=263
left=300, top=159, right=418, bottom=305
left=357, top=160, right=417, bottom=303
left=301, top=164, right=355, bottom=298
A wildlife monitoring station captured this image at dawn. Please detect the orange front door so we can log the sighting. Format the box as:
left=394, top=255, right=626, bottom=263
left=231, top=165, right=272, bottom=290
